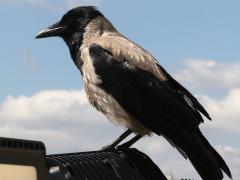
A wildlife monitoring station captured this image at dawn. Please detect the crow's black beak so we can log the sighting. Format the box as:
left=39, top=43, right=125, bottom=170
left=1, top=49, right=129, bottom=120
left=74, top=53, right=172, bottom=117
left=36, top=22, right=66, bottom=39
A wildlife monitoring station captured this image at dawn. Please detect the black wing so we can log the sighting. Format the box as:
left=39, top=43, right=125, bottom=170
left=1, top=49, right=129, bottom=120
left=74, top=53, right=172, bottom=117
left=89, top=44, right=203, bottom=132
left=156, top=64, right=211, bottom=120
left=88, top=44, right=231, bottom=179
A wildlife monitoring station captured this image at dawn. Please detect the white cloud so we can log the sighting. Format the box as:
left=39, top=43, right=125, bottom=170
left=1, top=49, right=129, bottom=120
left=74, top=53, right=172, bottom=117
left=0, top=90, right=89, bottom=124
left=174, top=59, right=240, bottom=93
left=216, top=146, right=240, bottom=179
left=198, top=88, right=240, bottom=132
left=0, top=89, right=121, bottom=153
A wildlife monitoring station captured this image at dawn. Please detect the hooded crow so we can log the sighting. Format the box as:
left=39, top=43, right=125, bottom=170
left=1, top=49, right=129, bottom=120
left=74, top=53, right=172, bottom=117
left=36, top=6, right=231, bottom=179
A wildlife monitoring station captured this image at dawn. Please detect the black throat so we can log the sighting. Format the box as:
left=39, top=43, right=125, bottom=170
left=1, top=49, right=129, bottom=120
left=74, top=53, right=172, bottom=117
left=59, top=6, right=104, bottom=71
left=63, top=32, right=84, bottom=70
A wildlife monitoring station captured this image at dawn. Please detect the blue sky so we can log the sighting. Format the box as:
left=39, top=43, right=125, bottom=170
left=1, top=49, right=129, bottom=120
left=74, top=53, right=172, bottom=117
left=0, top=0, right=240, bottom=179
left=1, top=0, right=240, bottom=100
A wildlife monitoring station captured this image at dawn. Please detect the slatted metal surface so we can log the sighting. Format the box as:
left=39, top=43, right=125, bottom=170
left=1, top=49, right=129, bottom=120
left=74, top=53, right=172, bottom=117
left=47, top=148, right=167, bottom=180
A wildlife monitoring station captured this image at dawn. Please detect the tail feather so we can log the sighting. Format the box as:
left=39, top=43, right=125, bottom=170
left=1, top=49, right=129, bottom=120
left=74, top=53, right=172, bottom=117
left=163, top=129, right=232, bottom=180
left=196, top=129, right=232, bottom=179
left=187, top=150, right=223, bottom=180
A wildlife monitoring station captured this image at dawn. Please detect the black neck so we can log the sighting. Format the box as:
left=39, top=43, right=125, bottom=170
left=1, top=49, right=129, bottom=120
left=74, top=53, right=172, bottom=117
left=63, top=32, right=83, bottom=70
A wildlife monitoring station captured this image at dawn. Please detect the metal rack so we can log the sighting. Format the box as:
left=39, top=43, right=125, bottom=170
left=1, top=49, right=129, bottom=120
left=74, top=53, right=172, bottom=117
left=47, top=148, right=167, bottom=180
left=0, top=137, right=167, bottom=180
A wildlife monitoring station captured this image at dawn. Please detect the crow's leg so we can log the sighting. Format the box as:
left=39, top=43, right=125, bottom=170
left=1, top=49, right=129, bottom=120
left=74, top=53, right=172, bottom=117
left=117, top=134, right=142, bottom=150
left=102, top=129, right=132, bottom=150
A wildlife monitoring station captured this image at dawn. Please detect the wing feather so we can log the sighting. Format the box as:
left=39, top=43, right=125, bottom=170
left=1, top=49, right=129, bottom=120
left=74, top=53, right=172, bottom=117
left=88, top=43, right=203, bottom=131
left=95, top=34, right=211, bottom=120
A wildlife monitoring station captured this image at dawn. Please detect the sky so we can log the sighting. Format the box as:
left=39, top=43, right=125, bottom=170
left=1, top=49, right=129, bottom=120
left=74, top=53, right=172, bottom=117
left=0, top=0, right=240, bottom=179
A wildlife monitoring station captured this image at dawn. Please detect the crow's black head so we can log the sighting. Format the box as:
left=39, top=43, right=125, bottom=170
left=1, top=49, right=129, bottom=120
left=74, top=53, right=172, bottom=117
left=36, top=6, right=103, bottom=64
left=36, top=6, right=103, bottom=41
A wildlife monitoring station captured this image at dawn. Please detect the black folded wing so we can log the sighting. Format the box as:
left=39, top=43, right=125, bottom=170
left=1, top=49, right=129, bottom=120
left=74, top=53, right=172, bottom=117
left=89, top=44, right=205, bottom=133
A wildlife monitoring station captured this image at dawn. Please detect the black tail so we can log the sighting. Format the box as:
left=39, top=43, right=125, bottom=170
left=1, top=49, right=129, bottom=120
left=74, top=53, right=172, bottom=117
left=196, top=129, right=232, bottom=179
left=164, top=129, right=232, bottom=180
